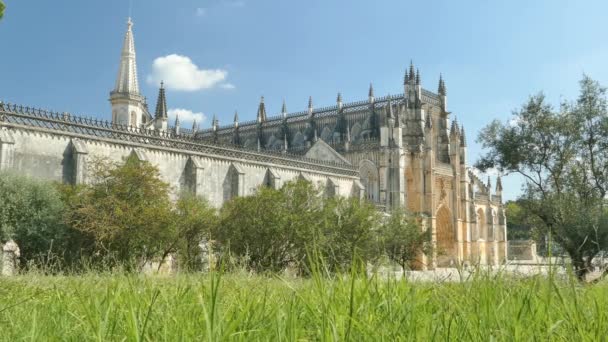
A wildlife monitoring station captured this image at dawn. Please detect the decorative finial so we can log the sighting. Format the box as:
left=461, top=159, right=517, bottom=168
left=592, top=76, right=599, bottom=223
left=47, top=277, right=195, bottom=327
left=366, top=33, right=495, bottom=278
left=404, top=69, right=409, bottom=85
left=369, top=83, right=374, bottom=97
left=260, top=95, right=264, bottom=104
left=127, top=17, right=133, bottom=28
left=234, top=110, right=239, bottom=122
left=409, top=61, right=415, bottom=81
left=460, top=125, right=466, bottom=147
left=281, top=99, right=287, bottom=117
left=496, top=176, right=503, bottom=192
left=416, top=69, right=421, bottom=85
left=308, top=96, right=313, bottom=109
left=337, top=92, right=342, bottom=103
left=175, top=114, right=180, bottom=126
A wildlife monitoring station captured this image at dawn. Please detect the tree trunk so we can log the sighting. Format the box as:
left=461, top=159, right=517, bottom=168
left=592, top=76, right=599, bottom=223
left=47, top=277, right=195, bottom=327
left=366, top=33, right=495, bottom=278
left=572, top=256, right=589, bottom=281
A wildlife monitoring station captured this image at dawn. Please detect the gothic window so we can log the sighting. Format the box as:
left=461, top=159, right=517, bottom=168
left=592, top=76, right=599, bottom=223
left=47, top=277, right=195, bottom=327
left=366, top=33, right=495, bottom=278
left=320, top=126, right=332, bottom=142
left=359, top=160, right=379, bottom=203
left=224, top=163, right=244, bottom=201
left=292, top=132, right=305, bottom=148
left=351, top=123, right=362, bottom=142
left=476, top=208, right=486, bottom=240
left=436, top=205, right=456, bottom=266
left=130, top=111, right=137, bottom=127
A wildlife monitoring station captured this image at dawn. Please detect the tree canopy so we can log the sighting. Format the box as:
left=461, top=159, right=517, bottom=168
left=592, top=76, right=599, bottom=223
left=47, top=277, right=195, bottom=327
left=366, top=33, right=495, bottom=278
left=477, top=75, right=608, bottom=279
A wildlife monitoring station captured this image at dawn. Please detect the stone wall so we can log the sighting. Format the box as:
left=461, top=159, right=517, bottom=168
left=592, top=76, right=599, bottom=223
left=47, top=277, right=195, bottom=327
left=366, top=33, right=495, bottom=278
left=0, top=123, right=361, bottom=208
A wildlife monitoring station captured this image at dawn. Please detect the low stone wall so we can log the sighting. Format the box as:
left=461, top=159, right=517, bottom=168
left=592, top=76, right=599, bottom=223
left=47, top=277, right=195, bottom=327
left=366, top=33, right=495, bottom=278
left=508, top=240, right=538, bottom=262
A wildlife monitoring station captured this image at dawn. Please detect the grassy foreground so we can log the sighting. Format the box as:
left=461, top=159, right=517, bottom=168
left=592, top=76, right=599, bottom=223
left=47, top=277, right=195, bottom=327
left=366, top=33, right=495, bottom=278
left=0, top=270, right=607, bottom=341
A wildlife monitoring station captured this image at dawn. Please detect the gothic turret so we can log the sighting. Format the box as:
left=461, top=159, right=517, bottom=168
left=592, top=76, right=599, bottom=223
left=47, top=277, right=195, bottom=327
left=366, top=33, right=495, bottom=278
left=232, top=111, right=241, bottom=145
left=369, top=83, right=375, bottom=103
left=495, top=176, right=503, bottom=197
left=256, top=96, right=267, bottom=123
left=153, top=81, right=168, bottom=132
left=110, top=18, right=148, bottom=127
left=337, top=92, right=343, bottom=110
left=281, top=99, right=287, bottom=118
left=438, top=74, right=448, bottom=112
left=174, top=115, right=180, bottom=135
left=308, top=96, right=313, bottom=116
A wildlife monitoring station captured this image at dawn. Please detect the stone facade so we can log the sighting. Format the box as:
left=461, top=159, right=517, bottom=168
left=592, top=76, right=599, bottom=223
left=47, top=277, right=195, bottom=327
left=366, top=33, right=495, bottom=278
left=0, top=18, right=507, bottom=269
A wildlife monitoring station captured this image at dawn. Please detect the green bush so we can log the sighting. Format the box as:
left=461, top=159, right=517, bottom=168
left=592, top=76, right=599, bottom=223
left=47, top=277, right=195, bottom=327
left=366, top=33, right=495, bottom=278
left=0, top=172, right=84, bottom=267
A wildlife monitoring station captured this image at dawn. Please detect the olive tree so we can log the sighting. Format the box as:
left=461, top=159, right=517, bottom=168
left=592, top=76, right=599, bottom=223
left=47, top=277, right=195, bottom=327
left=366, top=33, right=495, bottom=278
left=477, top=75, right=608, bottom=280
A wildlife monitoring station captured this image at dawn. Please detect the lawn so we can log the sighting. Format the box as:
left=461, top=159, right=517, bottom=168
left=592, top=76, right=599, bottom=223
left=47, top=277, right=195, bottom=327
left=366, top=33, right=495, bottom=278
left=0, top=270, right=606, bottom=341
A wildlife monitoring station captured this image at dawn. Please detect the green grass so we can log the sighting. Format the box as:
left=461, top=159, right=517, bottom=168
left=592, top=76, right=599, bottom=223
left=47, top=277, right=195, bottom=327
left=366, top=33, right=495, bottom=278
left=0, top=270, right=607, bottom=341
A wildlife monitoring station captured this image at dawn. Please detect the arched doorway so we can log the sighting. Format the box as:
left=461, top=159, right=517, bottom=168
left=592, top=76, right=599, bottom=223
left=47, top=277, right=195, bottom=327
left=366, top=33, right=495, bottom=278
left=436, top=205, right=455, bottom=267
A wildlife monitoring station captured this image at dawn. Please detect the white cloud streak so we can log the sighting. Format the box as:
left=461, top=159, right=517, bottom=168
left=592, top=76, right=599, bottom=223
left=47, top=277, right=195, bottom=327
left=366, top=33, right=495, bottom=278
left=168, top=108, right=206, bottom=125
left=147, top=54, right=228, bottom=91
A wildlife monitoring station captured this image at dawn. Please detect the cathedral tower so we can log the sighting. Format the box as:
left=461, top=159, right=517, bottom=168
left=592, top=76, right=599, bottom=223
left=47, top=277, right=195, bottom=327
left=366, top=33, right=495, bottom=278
left=110, top=18, right=148, bottom=127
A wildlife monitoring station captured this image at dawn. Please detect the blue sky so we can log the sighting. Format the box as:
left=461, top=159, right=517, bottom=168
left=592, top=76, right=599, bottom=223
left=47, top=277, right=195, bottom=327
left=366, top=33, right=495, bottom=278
left=1, top=0, right=608, bottom=201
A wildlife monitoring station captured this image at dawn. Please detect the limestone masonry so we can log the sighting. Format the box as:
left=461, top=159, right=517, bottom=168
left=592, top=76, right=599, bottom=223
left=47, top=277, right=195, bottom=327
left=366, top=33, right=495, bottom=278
left=0, top=19, right=506, bottom=268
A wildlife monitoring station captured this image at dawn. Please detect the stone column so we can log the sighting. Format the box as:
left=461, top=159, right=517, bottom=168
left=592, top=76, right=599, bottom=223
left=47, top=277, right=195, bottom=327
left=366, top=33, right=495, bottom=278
left=2, top=240, right=20, bottom=276
left=0, top=128, right=16, bottom=171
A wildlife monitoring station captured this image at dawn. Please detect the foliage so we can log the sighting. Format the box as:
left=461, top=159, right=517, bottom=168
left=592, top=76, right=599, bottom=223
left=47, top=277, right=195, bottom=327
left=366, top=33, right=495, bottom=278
left=0, top=172, right=83, bottom=266
left=380, top=210, right=431, bottom=271
left=477, top=75, right=608, bottom=279
left=216, top=179, right=383, bottom=274
left=319, top=196, right=382, bottom=272
left=62, top=156, right=174, bottom=269
left=216, top=180, right=324, bottom=273
left=1, top=272, right=608, bottom=340
left=170, top=193, right=217, bottom=271
left=0, top=1, right=4, bottom=20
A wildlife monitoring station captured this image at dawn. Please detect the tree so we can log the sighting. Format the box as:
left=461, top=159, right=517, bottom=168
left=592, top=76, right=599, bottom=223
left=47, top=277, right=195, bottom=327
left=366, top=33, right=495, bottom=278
left=477, top=75, right=608, bottom=280
left=0, top=172, right=84, bottom=267
left=169, top=193, right=217, bottom=271
left=215, top=179, right=383, bottom=274
left=63, top=156, right=174, bottom=270
left=380, top=210, right=431, bottom=272
left=0, top=1, right=5, bottom=20
left=319, top=196, right=382, bottom=272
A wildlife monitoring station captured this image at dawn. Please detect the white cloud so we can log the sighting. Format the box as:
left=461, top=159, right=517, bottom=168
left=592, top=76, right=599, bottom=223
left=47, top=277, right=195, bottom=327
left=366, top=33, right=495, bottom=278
left=195, top=7, right=207, bottom=16
left=147, top=54, right=228, bottom=91
left=168, top=108, right=206, bottom=125
left=220, top=83, right=235, bottom=89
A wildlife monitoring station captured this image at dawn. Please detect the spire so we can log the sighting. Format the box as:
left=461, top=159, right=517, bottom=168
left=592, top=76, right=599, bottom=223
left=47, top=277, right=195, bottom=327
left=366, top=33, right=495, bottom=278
left=174, top=114, right=180, bottom=127
left=281, top=99, right=287, bottom=118
left=212, top=113, right=218, bottom=130
left=416, top=69, right=421, bottom=85
left=257, top=96, right=267, bottom=122
left=192, top=120, right=198, bottom=132
left=154, top=81, right=168, bottom=119
left=404, top=69, right=409, bottom=85
left=409, top=61, right=415, bottom=82
left=496, top=176, right=503, bottom=192
left=438, top=74, right=446, bottom=96
left=337, top=92, right=343, bottom=109
left=113, top=18, right=140, bottom=94
left=450, top=118, right=459, bottom=137
left=308, top=96, right=313, bottom=116
left=487, top=176, right=492, bottom=191
left=369, top=83, right=374, bottom=98
left=234, top=110, right=239, bottom=127
left=460, top=124, right=466, bottom=147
